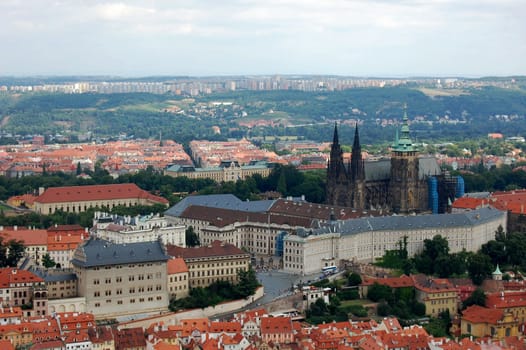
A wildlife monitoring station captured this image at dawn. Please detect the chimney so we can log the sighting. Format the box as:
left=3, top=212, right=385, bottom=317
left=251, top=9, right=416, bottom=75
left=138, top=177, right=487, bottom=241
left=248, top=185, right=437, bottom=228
left=38, top=187, right=45, bottom=195
left=14, top=225, right=18, bottom=231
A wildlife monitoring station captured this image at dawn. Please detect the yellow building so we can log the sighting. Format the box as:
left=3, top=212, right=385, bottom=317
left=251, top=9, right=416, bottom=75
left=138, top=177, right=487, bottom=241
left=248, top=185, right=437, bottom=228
left=486, top=291, right=526, bottom=324
left=164, top=161, right=271, bottom=183
left=411, top=275, right=458, bottom=317
left=166, top=240, right=251, bottom=289
left=461, top=305, right=518, bottom=339
left=33, top=183, right=168, bottom=215
left=167, top=257, right=189, bottom=300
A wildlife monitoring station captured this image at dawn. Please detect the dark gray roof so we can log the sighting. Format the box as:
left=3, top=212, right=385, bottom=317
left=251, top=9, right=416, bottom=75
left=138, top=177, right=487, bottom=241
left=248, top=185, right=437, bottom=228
left=30, top=267, right=77, bottom=282
left=362, top=157, right=442, bottom=182
left=71, top=238, right=169, bottom=268
left=164, top=194, right=275, bottom=218
left=364, top=159, right=391, bottom=181
left=300, top=206, right=505, bottom=237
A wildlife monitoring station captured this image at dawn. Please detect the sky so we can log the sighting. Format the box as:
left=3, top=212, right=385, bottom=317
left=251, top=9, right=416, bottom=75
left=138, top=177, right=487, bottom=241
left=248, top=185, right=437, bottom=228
left=1, top=0, right=525, bottom=77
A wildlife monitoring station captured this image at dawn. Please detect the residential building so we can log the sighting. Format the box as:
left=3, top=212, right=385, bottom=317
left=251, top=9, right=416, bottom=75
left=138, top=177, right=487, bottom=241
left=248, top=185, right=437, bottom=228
left=34, top=183, right=169, bottom=215
left=486, top=291, right=526, bottom=324
left=114, top=327, right=147, bottom=350
left=71, top=238, right=170, bottom=319
left=88, top=326, right=115, bottom=350
left=0, top=268, right=47, bottom=317
left=166, top=240, right=251, bottom=289
left=47, top=225, right=88, bottom=268
left=260, top=316, right=293, bottom=344
left=461, top=305, right=518, bottom=339
left=29, top=267, right=78, bottom=299
left=92, top=212, right=185, bottom=247
left=0, top=227, right=47, bottom=265
left=167, top=257, right=189, bottom=299
left=411, top=274, right=458, bottom=317
left=0, top=306, right=23, bottom=325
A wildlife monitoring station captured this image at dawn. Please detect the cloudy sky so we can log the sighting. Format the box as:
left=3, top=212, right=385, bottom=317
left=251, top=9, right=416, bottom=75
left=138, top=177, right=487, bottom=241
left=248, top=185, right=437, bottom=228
left=1, top=0, right=524, bottom=77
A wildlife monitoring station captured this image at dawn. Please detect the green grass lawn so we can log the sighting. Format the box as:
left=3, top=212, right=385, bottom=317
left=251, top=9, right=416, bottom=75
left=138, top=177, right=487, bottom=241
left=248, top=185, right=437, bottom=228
left=340, top=299, right=373, bottom=308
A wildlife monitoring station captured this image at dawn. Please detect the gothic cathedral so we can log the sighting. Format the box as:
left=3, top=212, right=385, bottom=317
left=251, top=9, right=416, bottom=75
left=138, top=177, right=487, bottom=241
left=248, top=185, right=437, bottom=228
left=326, top=107, right=440, bottom=214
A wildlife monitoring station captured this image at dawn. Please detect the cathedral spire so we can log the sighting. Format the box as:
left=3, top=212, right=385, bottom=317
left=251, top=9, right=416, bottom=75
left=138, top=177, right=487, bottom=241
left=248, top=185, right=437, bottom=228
left=332, top=122, right=339, bottom=145
left=350, top=123, right=365, bottom=181
left=352, top=124, right=361, bottom=154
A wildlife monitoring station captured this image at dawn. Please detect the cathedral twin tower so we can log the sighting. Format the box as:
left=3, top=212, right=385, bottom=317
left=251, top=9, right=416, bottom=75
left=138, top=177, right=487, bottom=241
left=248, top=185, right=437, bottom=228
left=326, top=107, right=432, bottom=214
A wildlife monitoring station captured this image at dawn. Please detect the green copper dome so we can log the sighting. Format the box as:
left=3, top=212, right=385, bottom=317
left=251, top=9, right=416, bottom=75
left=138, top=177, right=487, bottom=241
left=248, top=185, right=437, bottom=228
left=392, top=104, right=417, bottom=152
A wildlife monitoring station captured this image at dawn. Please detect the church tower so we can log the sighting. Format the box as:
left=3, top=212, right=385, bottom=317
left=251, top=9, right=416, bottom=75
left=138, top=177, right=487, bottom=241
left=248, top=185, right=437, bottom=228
left=389, top=105, right=421, bottom=213
left=350, top=124, right=366, bottom=209
left=326, top=123, right=350, bottom=206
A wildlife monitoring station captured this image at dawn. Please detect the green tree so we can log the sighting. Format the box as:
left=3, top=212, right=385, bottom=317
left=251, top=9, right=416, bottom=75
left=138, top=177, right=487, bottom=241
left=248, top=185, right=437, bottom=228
left=277, top=171, right=287, bottom=195
left=185, top=226, right=200, bottom=247
left=462, top=288, right=486, bottom=309
left=0, top=237, right=7, bottom=267
left=42, top=253, right=56, bottom=268
left=467, top=252, right=493, bottom=285
left=348, top=272, right=362, bottom=286
left=6, top=239, right=25, bottom=267
left=367, top=283, right=393, bottom=303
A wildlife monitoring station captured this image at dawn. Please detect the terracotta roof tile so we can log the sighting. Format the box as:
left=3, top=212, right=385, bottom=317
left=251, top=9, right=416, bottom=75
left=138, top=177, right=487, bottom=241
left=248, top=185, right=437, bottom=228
left=0, top=268, right=43, bottom=288
left=167, top=257, right=188, bottom=274
left=167, top=240, right=249, bottom=260
left=35, top=183, right=168, bottom=205
left=462, top=305, right=504, bottom=324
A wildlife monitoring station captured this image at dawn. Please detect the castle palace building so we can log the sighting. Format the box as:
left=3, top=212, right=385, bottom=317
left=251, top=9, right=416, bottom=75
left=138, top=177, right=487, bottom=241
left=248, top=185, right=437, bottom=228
left=326, top=107, right=462, bottom=214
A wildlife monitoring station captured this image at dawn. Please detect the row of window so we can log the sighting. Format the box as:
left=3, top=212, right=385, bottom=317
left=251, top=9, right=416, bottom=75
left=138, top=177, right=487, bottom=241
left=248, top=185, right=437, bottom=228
left=93, top=295, right=163, bottom=307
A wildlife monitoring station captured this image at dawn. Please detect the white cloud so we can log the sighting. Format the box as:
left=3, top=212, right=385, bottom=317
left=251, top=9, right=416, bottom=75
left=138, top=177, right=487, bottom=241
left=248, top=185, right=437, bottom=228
left=0, top=0, right=524, bottom=75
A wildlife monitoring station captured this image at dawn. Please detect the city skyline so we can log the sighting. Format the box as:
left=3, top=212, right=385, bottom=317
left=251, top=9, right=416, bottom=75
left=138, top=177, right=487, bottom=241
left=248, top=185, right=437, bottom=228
left=1, top=0, right=525, bottom=77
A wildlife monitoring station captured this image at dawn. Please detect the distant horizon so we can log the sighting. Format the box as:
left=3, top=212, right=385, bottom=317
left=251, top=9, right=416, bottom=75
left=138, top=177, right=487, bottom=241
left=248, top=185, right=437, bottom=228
left=1, top=1, right=524, bottom=78
left=1, top=73, right=525, bottom=81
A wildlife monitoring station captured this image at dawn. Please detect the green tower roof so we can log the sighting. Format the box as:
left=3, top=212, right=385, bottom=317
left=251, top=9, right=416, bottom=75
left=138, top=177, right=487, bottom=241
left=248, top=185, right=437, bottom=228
left=392, top=104, right=417, bottom=152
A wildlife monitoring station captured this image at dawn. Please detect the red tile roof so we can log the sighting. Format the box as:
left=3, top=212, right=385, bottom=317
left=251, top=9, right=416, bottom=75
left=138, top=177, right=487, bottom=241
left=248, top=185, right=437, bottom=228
left=167, top=257, right=188, bottom=274
left=361, top=275, right=414, bottom=289
left=35, top=183, right=168, bottom=205
left=0, top=229, right=48, bottom=246
left=0, top=268, right=43, bottom=288
left=462, top=305, right=504, bottom=324
left=0, top=340, right=15, bottom=350
left=167, top=240, right=249, bottom=260
left=260, top=316, right=293, bottom=335
left=486, top=291, right=526, bottom=308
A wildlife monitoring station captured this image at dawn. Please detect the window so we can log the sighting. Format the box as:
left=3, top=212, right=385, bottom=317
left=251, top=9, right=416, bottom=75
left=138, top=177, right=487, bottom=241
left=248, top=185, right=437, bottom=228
left=129, top=276, right=134, bottom=281
left=94, top=291, right=100, bottom=297
left=105, top=278, right=111, bottom=284
left=93, top=279, right=100, bottom=285
left=116, top=277, right=122, bottom=283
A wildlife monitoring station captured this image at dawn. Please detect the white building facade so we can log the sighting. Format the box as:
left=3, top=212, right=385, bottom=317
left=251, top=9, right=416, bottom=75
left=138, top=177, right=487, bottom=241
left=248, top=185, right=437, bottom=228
left=92, top=212, right=186, bottom=247
left=283, top=207, right=507, bottom=275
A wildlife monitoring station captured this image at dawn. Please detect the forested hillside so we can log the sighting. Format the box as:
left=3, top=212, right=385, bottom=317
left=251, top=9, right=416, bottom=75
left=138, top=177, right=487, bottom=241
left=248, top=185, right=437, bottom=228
left=1, top=86, right=525, bottom=145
